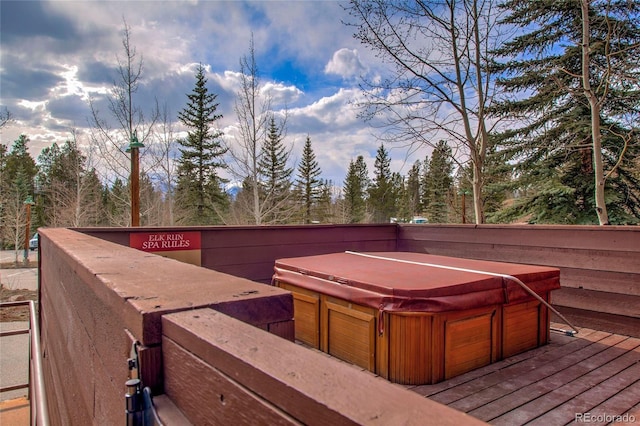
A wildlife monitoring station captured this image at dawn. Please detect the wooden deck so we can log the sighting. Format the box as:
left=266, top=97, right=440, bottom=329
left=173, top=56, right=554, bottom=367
left=407, top=322, right=640, bottom=425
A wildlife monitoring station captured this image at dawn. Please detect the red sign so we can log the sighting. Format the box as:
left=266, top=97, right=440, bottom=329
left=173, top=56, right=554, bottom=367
left=130, top=231, right=201, bottom=252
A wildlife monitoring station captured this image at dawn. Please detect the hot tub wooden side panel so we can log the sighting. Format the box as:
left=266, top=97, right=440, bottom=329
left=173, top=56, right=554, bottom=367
left=440, top=308, right=499, bottom=381
left=387, top=313, right=433, bottom=384
left=278, top=282, right=321, bottom=349
left=323, top=297, right=378, bottom=372
left=277, top=279, right=554, bottom=386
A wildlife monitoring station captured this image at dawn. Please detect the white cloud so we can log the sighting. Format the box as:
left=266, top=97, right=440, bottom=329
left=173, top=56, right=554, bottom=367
left=0, top=1, right=433, bottom=188
left=262, top=82, right=304, bottom=107
left=325, top=48, right=367, bottom=79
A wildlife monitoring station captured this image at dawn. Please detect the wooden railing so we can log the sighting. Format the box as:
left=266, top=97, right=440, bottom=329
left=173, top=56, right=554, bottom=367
left=396, top=224, right=640, bottom=337
left=39, top=224, right=638, bottom=424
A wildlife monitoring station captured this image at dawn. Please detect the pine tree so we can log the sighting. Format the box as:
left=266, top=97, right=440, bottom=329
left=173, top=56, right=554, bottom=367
left=0, top=135, right=38, bottom=253
left=343, top=155, right=369, bottom=223
left=368, top=144, right=395, bottom=223
left=315, top=179, right=335, bottom=223
left=420, top=156, right=431, bottom=214
left=405, top=160, right=422, bottom=219
left=389, top=172, right=407, bottom=222
left=295, top=135, right=322, bottom=224
left=493, top=0, right=640, bottom=224
left=423, top=141, right=454, bottom=223
left=5, top=167, right=32, bottom=259
left=37, top=139, right=102, bottom=227
left=258, top=117, right=294, bottom=224
left=175, top=64, right=228, bottom=225
left=3, top=135, right=37, bottom=186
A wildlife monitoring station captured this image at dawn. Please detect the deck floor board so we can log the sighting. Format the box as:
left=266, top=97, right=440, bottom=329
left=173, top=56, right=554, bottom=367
left=408, top=323, right=640, bottom=425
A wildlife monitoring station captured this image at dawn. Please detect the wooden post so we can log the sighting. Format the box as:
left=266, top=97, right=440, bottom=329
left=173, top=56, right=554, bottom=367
left=131, top=146, right=140, bottom=227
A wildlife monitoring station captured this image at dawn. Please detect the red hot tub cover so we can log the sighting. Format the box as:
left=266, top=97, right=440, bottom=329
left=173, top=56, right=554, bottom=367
left=273, top=251, right=560, bottom=313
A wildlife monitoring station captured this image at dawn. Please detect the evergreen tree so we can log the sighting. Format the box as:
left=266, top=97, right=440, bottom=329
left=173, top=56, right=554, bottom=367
left=258, top=117, right=294, bottom=224
left=368, top=144, right=395, bottom=223
left=315, top=179, right=335, bottom=223
left=369, top=144, right=395, bottom=223
left=454, top=164, right=474, bottom=224
left=37, top=139, right=102, bottom=227
left=295, top=135, right=322, bottom=224
left=420, top=156, right=431, bottom=214
left=343, top=155, right=369, bottom=223
left=3, top=135, right=37, bottom=186
left=493, top=0, right=640, bottom=224
left=482, top=135, right=512, bottom=223
left=5, top=167, right=31, bottom=259
left=405, top=160, right=422, bottom=219
left=175, top=63, right=228, bottom=225
left=390, top=171, right=407, bottom=222
left=423, top=141, right=454, bottom=223
left=0, top=135, right=38, bottom=252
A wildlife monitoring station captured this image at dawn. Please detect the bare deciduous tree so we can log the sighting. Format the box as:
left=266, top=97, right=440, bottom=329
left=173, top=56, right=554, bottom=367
left=146, top=103, right=178, bottom=225
left=344, top=0, right=506, bottom=223
left=580, top=0, right=640, bottom=225
left=228, top=35, right=292, bottom=225
left=46, top=132, right=103, bottom=227
left=0, top=107, right=12, bottom=129
left=88, top=18, right=160, bottom=225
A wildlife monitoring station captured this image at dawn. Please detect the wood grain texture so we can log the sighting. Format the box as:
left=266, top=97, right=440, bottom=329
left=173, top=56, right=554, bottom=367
left=162, top=308, right=487, bottom=426
left=408, top=324, right=640, bottom=425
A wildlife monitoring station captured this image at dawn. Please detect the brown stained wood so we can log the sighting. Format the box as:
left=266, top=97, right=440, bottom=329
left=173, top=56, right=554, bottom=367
left=40, top=228, right=294, bottom=345
left=324, top=300, right=377, bottom=371
left=408, top=324, right=640, bottom=426
left=277, top=282, right=321, bottom=348
left=445, top=313, right=494, bottom=380
left=582, top=380, right=640, bottom=425
left=486, top=339, right=640, bottom=425
left=162, top=308, right=487, bottom=426
left=447, top=332, right=629, bottom=413
left=401, top=239, right=639, bottom=274
left=79, top=224, right=398, bottom=249
left=523, top=357, right=640, bottom=425
left=503, top=301, right=541, bottom=358
left=162, top=338, right=299, bottom=426
left=41, top=224, right=637, bottom=425
left=376, top=314, right=390, bottom=381
left=407, top=328, right=597, bottom=399
left=198, top=224, right=398, bottom=249
left=396, top=224, right=640, bottom=253
left=268, top=320, right=295, bottom=341
left=553, top=287, right=640, bottom=318
left=560, top=267, right=640, bottom=295
left=395, top=225, right=639, bottom=340
left=204, top=242, right=398, bottom=282
left=79, top=224, right=638, bottom=335
left=554, top=306, right=640, bottom=339
left=426, top=329, right=615, bottom=405
left=388, top=313, right=432, bottom=385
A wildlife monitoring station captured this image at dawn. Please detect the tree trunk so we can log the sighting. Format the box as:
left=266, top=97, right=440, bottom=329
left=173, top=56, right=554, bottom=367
left=581, top=0, right=609, bottom=225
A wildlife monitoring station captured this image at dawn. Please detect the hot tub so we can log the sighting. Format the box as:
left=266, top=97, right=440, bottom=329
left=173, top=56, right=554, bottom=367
left=273, top=251, right=561, bottom=385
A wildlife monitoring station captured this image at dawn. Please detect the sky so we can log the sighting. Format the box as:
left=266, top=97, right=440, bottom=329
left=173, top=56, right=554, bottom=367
left=0, top=0, right=431, bottom=188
